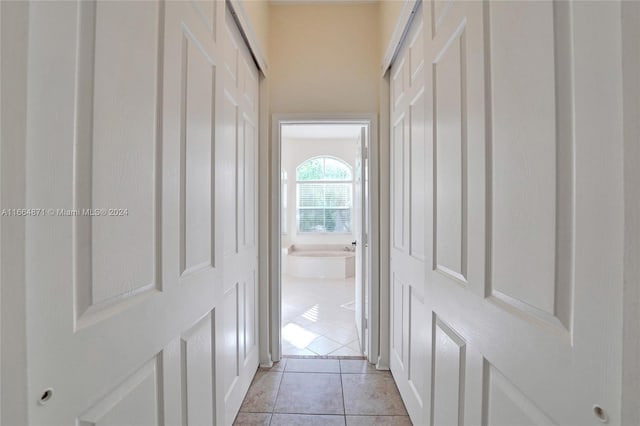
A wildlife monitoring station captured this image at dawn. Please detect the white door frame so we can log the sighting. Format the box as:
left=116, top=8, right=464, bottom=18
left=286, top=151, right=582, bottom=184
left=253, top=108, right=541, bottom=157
left=269, top=113, right=380, bottom=364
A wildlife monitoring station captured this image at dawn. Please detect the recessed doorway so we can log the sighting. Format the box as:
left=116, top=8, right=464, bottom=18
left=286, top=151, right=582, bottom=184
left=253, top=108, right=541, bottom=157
left=281, top=127, right=362, bottom=356
left=270, top=115, right=379, bottom=364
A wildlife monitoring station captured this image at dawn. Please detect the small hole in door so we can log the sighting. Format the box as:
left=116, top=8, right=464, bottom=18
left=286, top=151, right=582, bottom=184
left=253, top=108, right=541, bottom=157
left=39, top=388, right=53, bottom=405
left=593, top=405, right=608, bottom=423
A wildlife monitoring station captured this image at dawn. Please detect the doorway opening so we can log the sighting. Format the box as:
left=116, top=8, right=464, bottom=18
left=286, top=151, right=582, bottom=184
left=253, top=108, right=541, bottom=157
left=270, top=115, right=379, bottom=364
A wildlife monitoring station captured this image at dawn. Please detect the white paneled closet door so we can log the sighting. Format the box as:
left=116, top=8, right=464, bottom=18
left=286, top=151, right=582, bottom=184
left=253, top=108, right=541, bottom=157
left=390, top=1, right=626, bottom=425
left=220, top=5, right=261, bottom=424
left=19, top=1, right=259, bottom=424
left=389, top=2, right=430, bottom=423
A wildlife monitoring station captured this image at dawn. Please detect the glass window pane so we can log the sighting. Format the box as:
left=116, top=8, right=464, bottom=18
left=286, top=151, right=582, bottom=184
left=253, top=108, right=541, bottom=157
left=327, top=208, right=351, bottom=232
left=296, top=157, right=352, bottom=181
left=325, top=184, right=351, bottom=207
left=297, top=184, right=324, bottom=207
left=296, top=158, right=324, bottom=181
left=324, top=158, right=352, bottom=180
left=295, top=157, right=353, bottom=233
left=297, top=209, right=326, bottom=232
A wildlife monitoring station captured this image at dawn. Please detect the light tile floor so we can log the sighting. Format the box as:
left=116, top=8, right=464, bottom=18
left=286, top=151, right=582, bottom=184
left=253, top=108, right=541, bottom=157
left=281, top=274, right=361, bottom=356
left=234, top=358, right=412, bottom=426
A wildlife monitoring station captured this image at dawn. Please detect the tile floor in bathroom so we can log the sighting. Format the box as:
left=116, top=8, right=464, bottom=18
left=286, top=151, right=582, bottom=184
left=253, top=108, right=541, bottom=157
left=233, top=358, right=412, bottom=426
left=281, top=274, right=361, bottom=357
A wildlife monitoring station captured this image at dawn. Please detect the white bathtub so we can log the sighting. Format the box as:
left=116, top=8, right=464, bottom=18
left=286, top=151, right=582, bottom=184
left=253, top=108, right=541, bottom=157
left=286, top=245, right=355, bottom=279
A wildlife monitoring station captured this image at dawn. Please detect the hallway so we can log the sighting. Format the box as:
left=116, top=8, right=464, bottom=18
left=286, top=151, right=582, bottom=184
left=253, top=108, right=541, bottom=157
left=1, top=0, right=638, bottom=424
left=234, top=358, right=411, bottom=426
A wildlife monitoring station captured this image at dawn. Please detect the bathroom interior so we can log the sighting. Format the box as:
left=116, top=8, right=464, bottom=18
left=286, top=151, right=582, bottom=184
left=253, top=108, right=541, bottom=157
left=280, top=124, right=364, bottom=356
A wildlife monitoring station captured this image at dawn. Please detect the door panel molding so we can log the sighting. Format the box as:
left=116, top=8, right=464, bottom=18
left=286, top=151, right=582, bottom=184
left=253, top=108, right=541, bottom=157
left=390, top=1, right=626, bottom=425
left=12, top=1, right=259, bottom=424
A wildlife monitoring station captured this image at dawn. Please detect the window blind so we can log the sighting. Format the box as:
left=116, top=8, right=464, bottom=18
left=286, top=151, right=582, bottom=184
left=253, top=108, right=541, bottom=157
left=297, top=183, right=352, bottom=233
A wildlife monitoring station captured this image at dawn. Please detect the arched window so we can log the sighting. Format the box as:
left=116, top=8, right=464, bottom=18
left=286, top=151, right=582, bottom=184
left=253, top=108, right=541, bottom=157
left=296, top=157, right=353, bottom=233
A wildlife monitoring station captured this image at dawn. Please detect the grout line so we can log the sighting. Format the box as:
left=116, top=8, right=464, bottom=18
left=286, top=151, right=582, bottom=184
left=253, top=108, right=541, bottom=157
left=268, top=363, right=286, bottom=426
left=340, top=371, right=347, bottom=418
left=345, top=414, right=413, bottom=417
left=239, top=362, right=408, bottom=425
left=274, top=370, right=285, bottom=408
left=284, top=353, right=360, bottom=357
left=269, top=411, right=347, bottom=415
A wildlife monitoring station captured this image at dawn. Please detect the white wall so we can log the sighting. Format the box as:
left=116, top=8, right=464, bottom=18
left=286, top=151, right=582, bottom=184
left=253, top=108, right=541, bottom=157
left=281, top=137, right=358, bottom=248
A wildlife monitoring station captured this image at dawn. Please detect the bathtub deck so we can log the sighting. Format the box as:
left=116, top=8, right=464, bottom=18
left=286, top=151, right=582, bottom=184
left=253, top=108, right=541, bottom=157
left=286, top=249, right=355, bottom=279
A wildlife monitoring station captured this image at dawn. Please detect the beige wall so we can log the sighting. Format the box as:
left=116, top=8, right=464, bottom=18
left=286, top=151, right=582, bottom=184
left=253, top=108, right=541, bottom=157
left=379, top=0, right=407, bottom=60
left=268, top=2, right=379, bottom=113
left=241, top=0, right=270, bottom=60
left=241, top=1, right=409, bottom=112
left=246, top=4, right=403, bottom=366
left=241, top=0, right=408, bottom=72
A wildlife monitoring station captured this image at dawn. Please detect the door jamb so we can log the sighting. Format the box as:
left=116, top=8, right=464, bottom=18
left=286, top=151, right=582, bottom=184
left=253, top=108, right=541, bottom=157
left=269, top=113, right=380, bottom=364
